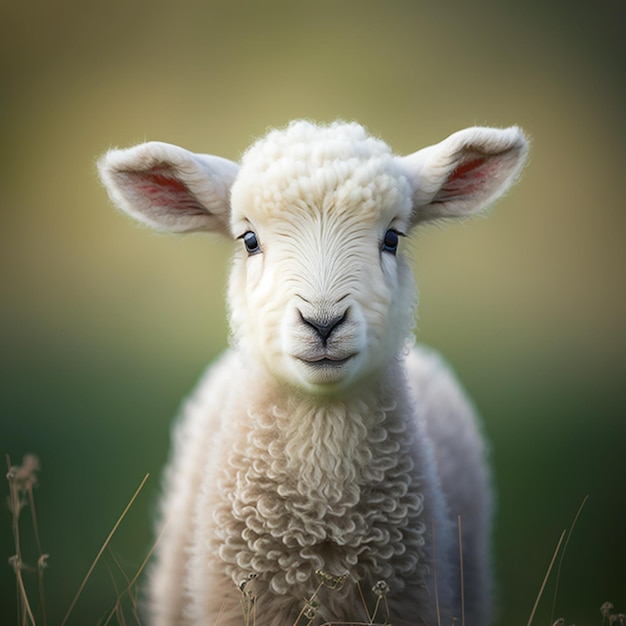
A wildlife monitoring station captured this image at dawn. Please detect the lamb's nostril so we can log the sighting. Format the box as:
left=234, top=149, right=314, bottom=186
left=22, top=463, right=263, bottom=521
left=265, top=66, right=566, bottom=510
left=299, top=310, right=348, bottom=342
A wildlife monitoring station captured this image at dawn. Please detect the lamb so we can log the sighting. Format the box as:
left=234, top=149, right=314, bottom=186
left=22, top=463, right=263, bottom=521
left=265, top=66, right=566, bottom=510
left=98, top=120, right=528, bottom=626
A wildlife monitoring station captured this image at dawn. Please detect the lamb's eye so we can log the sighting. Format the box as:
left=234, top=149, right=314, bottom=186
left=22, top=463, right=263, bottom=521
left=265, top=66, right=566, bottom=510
left=241, top=231, right=261, bottom=256
left=381, top=229, right=400, bottom=255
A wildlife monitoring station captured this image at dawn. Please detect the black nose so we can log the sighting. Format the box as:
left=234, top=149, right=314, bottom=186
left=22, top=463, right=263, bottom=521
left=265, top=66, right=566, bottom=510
left=299, top=310, right=348, bottom=342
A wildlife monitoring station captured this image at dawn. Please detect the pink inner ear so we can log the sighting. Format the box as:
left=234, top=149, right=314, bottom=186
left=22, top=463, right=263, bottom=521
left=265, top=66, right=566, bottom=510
left=123, top=166, right=207, bottom=216
left=450, top=158, right=486, bottom=181
left=441, top=156, right=497, bottom=197
left=144, top=170, right=190, bottom=194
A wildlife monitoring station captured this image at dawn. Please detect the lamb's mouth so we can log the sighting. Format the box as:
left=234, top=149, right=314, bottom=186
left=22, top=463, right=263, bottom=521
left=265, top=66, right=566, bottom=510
left=296, top=354, right=356, bottom=367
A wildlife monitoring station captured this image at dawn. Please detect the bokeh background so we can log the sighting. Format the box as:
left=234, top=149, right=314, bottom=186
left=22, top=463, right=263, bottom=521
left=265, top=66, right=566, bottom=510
left=1, top=1, right=624, bottom=624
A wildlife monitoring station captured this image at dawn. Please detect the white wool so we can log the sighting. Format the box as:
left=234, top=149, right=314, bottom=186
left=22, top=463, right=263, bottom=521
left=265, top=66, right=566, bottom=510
left=97, top=120, right=528, bottom=626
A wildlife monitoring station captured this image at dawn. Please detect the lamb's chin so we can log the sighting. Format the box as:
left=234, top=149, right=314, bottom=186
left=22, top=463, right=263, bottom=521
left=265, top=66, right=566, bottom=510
left=275, top=354, right=362, bottom=393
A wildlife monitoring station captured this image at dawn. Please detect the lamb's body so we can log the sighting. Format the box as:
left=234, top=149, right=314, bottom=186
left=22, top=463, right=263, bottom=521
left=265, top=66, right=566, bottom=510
left=98, top=120, right=527, bottom=625
left=151, top=346, right=488, bottom=625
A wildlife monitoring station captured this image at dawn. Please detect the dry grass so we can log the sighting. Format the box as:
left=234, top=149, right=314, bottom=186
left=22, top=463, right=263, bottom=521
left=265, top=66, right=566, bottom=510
left=5, top=454, right=623, bottom=626
left=237, top=571, right=391, bottom=626
left=7, top=454, right=46, bottom=626
left=6, top=454, right=151, bottom=626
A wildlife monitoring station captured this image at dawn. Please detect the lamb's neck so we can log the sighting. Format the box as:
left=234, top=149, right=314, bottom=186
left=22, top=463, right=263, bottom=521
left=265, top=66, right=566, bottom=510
left=240, top=358, right=414, bottom=499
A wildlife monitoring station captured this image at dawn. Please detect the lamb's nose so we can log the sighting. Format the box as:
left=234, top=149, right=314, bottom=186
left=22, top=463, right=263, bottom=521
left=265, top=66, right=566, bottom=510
left=299, top=310, right=348, bottom=343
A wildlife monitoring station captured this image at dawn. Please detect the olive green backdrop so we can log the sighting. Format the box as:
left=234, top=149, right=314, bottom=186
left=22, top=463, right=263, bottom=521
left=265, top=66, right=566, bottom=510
left=1, top=1, right=624, bottom=624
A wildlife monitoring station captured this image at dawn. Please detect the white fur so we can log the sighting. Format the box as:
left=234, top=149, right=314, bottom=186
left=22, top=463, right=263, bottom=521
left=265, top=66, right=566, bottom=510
left=98, top=120, right=528, bottom=626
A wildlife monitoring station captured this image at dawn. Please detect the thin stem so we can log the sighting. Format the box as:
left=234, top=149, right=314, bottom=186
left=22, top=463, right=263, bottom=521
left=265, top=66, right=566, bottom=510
left=292, top=581, right=324, bottom=626
left=7, top=455, right=37, bottom=626
left=431, top=518, right=442, bottom=626
left=550, top=495, right=589, bottom=624
left=61, top=473, right=150, bottom=626
left=527, top=529, right=567, bottom=626
left=102, top=516, right=169, bottom=626
left=15, top=569, right=37, bottom=626
left=27, top=485, right=47, bottom=626
left=458, top=516, right=465, bottom=626
left=355, top=581, right=373, bottom=623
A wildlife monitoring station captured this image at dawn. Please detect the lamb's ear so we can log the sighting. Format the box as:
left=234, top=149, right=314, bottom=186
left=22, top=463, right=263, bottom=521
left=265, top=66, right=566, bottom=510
left=97, top=141, right=239, bottom=235
left=397, top=126, right=528, bottom=226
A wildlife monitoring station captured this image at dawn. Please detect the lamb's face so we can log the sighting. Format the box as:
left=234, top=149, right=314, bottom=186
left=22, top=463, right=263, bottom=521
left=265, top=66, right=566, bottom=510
left=228, top=131, right=416, bottom=393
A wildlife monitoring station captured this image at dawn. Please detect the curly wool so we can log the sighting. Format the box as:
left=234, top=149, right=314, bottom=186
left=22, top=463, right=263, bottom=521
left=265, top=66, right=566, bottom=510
left=184, top=359, right=438, bottom=624
left=215, top=395, right=425, bottom=586
left=231, top=121, right=408, bottom=225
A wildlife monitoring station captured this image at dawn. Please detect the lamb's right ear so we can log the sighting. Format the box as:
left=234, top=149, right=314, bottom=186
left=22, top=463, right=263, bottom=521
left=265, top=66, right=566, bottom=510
left=97, top=141, right=239, bottom=235
left=398, top=126, right=529, bottom=226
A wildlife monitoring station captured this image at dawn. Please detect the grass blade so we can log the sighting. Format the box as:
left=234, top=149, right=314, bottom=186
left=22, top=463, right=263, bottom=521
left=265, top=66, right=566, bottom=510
left=61, top=473, right=149, bottom=626
left=550, top=495, right=589, bottom=623
left=458, top=515, right=465, bottom=626
left=527, top=529, right=567, bottom=626
left=102, top=517, right=170, bottom=626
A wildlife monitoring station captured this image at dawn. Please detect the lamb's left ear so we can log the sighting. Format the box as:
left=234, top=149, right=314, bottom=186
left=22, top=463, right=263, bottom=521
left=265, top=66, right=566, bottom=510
left=397, top=126, right=529, bottom=226
left=97, top=141, right=239, bottom=235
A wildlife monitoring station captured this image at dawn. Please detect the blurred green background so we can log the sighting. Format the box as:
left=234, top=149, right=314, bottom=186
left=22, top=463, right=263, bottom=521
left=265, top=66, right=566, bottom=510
left=1, top=0, right=624, bottom=624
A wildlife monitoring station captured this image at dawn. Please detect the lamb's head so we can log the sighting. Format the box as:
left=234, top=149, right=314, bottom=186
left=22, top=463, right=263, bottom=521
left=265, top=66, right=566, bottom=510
left=98, top=120, right=528, bottom=394
left=225, top=122, right=421, bottom=392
